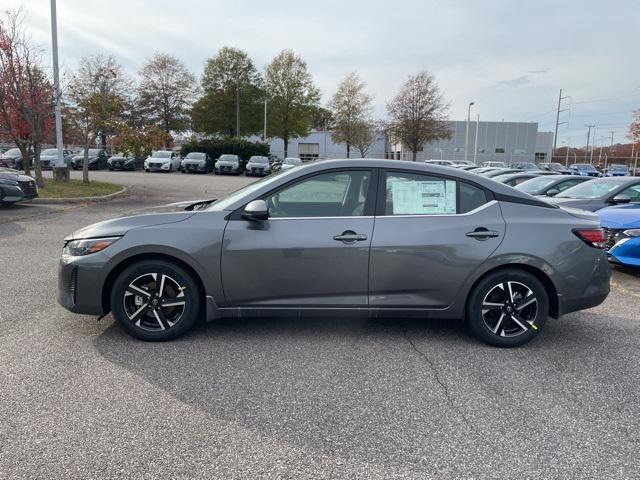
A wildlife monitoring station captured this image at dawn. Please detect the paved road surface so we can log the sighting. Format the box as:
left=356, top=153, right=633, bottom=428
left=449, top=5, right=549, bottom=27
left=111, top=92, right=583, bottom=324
left=1, top=171, right=639, bottom=479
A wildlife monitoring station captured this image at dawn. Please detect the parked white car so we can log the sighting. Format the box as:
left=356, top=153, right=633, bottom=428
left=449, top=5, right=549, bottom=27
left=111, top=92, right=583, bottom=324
left=280, top=157, right=302, bottom=171
left=144, top=151, right=181, bottom=172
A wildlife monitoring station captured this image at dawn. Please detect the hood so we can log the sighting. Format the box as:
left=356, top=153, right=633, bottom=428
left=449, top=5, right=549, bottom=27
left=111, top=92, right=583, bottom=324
left=598, top=204, right=640, bottom=228
left=73, top=154, right=98, bottom=161
left=0, top=153, right=21, bottom=160
left=217, top=159, right=239, bottom=165
left=0, top=171, right=34, bottom=182
left=66, top=211, right=196, bottom=241
left=183, top=158, right=205, bottom=164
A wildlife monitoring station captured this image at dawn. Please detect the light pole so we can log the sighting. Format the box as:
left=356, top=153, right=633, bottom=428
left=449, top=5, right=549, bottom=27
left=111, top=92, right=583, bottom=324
left=50, top=0, right=66, bottom=181
left=464, top=102, right=474, bottom=162
left=473, top=113, right=479, bottom=164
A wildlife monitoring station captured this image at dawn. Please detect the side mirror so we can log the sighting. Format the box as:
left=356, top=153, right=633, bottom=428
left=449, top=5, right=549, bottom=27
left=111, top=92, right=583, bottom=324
left=242, top=199, right=269, bottom=221
left=546, top=189, right=560, bottom=197
left=611, top=194, right=631, bottom=204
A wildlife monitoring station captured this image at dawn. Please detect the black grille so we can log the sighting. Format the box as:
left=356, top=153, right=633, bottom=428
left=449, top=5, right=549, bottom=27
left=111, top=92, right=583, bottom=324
left=603, top=228, right=624, bottom=251
left=151, top=162, right=162, bottom=168
left=69, top=267, right=78, bottom=305
left=112, top=160, right=124, bottom=168
left=18, top=180, right=37, bottom=197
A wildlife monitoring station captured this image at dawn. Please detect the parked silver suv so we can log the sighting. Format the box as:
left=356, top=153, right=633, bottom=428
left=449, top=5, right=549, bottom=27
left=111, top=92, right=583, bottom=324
left=58, top=159, right=610, bottom=347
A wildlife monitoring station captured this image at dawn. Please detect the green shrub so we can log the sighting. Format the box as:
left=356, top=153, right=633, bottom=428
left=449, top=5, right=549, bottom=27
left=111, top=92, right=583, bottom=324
left=181, top=137, right=269, bottom=160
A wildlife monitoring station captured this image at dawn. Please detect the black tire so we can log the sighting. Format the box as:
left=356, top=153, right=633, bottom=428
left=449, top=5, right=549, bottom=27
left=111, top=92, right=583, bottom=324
left=466, top=269, right=549, bottom=348
left=110, top=260, right=202, bottom=341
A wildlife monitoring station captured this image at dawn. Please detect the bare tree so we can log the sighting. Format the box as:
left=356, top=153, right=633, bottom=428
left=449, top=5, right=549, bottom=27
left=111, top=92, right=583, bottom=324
left=138, top=53, right=197, bottom=134
left=264, top=50, right=320, bottom=158
left=387, top=71, right=451, bottom=161
left=329, top=72, right=373, bottom=158
left=0, top=9, right=54, bottom=186
left=351, top=119, right=379, bottom=158
left=67, top=54, right=126, bottom=183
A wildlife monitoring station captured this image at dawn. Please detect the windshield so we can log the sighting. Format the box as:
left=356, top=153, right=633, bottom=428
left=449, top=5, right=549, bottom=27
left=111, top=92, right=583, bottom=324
left=185, top=152, right=205, bottom=159
left=572, top=164, right=597, bottom=172
left=219, top=155, right=238, bottom=162
left=41, top=149, right=57, bottom=155
left=152, top=151, right=171, bottom=158
left=547, top=163, right=564, bottom=170
left=3, top=148, right=20, bottom=156
left=556, top=178, right=625, bottom=198
left=284, top=158, right=301, bottom=165
left=609, top=165, right=627, bottom=171
left=515, top=177, right=558, bottom=194
left=249, top=156, right=268, bottom=163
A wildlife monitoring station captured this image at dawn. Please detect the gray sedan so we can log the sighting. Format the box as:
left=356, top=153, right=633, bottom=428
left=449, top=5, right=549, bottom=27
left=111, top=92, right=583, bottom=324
left=58, top=159, right=610, bottom=347
left=545, top=177, right=640, bottom=211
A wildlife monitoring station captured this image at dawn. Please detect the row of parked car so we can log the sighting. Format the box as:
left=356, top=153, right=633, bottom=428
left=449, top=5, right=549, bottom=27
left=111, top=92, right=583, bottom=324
left=426, top=159, right=635, bottom=177
left=0, top=147, right=308, bottom=177
left=428, top=159, right=640, bottom=268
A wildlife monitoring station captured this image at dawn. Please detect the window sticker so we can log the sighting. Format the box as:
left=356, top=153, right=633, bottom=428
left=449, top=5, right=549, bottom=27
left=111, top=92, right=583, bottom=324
left=390, top=179, right=456, bottom=214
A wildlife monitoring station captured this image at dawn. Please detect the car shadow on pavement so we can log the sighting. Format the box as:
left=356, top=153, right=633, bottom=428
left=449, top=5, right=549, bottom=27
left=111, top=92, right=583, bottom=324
left=91, top=311, right=624, bottom=469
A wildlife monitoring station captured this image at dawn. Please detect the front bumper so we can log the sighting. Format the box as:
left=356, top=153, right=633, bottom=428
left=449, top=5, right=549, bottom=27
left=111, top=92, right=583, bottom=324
left=57, top=255, right=107, bottom=315
left=246, top=166, right=268, bottom=176
left=608, top=237, right=640, bottom=267
left=146, top=162, right=172, bottom=171
left=110, top=162, right=135, bottom=170
left=215, top=164, right=240, bottom=174
left=183, top=162, right=207, bottom=173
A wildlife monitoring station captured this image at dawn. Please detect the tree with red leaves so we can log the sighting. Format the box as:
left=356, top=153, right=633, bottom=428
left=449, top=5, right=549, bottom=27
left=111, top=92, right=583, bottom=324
left=0, top=9, right=54, bottom=187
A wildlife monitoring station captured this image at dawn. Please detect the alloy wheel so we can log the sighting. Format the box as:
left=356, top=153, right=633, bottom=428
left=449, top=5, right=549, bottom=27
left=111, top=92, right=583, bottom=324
left=481, top=281, right=538, bottom=337
left=123, top=273, right=187, bottom=332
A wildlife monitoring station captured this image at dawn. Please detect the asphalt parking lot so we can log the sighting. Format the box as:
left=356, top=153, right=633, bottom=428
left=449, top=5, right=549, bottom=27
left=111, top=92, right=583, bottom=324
left=1, top=170, right=640, bottom=479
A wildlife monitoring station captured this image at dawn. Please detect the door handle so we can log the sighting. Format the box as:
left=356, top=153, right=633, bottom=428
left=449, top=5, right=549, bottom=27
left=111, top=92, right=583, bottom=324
left=333, top=231, right=368, bottom=243
left=466, top=228, right=499, bottom=240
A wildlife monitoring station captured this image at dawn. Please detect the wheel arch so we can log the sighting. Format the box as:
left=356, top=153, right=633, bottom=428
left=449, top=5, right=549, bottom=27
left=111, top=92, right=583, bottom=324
left=466, top=263, right=559, bottom=319
left=101, top=252, right=207, bottom=315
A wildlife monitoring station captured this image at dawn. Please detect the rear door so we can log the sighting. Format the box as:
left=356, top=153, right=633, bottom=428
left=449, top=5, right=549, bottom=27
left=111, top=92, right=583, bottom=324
left=369, top=170, right=505, bottom=307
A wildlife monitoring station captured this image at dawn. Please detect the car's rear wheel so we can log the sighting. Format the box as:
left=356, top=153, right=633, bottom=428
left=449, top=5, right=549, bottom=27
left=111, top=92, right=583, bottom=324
left=110, top=260, right=202, bottom=341
left=466, top=269, right=548, bottom=347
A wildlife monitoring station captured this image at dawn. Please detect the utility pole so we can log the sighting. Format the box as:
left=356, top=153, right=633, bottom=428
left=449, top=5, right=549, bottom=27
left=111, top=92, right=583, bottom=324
left=585, top=125, right=594, bottom=163
left=565, top=138, right=570, bottom=167
left=473, top=113, right=480, bottom=165
left=50, top=0, right=66, bottom=181
left=464, top=102, right=475, bottom=162
left=590, top=126, right=596, bottom=164
left=552, top=88, right=570, bottom=160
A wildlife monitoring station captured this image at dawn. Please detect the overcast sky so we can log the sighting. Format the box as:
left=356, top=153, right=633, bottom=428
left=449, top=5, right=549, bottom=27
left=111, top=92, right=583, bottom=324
left=11, top=0, right=640, bottom=147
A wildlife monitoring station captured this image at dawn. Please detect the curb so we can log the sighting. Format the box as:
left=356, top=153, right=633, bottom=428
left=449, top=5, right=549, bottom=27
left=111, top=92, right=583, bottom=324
left=32, top=186, right=129, bottom=204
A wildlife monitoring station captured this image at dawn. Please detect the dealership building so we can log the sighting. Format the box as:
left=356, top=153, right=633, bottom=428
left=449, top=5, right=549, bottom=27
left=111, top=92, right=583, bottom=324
left=268, top=120, right=554, bottom=164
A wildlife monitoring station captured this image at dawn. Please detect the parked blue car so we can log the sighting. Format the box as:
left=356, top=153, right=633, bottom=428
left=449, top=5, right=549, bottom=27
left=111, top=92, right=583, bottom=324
left=570, top=163, right=601, bottom=177
left=605, top=164, right=630, bottom=177
left=598, top=204, right=640, bottom=267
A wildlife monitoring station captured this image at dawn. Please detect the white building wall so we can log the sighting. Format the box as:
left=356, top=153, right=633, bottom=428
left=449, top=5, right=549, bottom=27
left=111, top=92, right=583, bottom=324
left=267, top=130, right=388, bottom=160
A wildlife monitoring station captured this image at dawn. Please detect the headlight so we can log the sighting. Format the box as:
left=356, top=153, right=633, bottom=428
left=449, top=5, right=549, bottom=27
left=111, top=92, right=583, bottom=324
left=623, top=229, right=640, bottom=237
left=63, top=237, right=121, bottom=256
left=0, top=178, right=19, bottom=186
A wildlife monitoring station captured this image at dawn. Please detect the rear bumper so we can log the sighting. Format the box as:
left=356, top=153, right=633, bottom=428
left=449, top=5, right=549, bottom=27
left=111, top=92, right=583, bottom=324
left=558, top=251, right=611, bottom=315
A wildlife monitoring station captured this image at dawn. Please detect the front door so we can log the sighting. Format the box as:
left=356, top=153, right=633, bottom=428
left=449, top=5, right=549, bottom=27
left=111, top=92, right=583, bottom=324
left=369, top=170, right=506, bottom=307
left=221, top=169, right=376, bottom=306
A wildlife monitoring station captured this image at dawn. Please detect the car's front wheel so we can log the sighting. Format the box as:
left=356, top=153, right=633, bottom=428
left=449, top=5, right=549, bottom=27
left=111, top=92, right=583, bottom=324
left=466, top=269, right=549, bottom=347
left=110, top=260, right=202, bottom=341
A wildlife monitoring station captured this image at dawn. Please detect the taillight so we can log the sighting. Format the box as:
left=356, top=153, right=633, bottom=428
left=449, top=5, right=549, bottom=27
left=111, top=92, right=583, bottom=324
left=573, top=228, right=606, bottom=249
